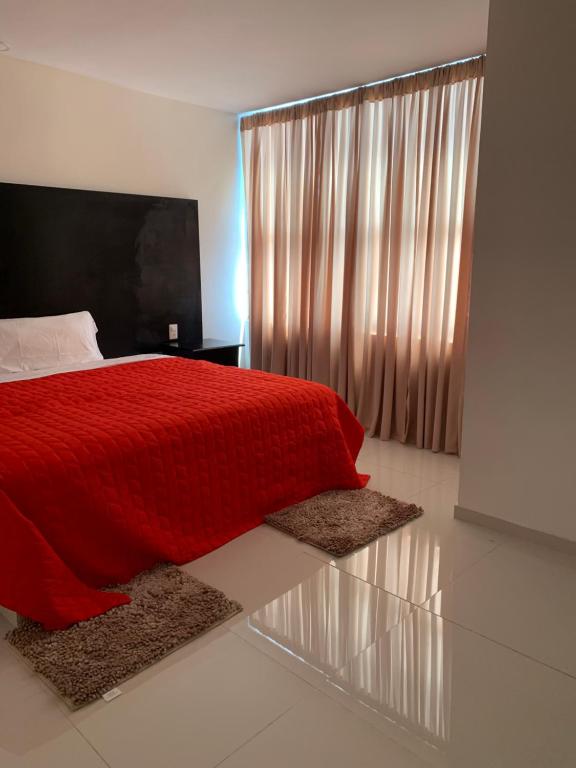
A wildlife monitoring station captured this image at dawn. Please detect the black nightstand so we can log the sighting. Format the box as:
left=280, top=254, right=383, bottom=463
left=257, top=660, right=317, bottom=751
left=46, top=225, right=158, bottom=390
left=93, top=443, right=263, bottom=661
left=160, top=338, right=244, bottom=366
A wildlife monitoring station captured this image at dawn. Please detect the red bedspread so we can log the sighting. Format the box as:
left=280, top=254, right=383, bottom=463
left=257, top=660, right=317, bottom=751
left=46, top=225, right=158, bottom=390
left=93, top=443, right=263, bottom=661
left=0, top=357, right=366, bottom=629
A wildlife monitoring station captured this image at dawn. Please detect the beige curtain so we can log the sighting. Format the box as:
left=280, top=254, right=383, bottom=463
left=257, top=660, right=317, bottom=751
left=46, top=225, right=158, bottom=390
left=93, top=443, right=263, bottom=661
left=241, top=58, right=484, bottom=453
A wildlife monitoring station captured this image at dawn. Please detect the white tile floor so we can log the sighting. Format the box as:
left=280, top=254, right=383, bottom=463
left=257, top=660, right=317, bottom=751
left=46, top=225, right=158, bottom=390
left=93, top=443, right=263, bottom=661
left=2, top=437, right=576, bottom=767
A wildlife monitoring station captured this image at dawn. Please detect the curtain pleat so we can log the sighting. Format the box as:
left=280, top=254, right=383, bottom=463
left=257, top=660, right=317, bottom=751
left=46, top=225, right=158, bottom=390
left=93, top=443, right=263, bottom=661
left=242, top=61, right=483, bottom=454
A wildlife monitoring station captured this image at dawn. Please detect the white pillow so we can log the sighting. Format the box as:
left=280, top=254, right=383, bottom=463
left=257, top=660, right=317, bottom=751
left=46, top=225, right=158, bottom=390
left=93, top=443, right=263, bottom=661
left=0, top=311, right=104, bottom=373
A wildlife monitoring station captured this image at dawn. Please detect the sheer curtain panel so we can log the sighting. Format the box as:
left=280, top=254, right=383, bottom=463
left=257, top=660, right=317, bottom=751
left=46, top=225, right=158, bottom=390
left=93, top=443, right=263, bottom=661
left=241, top=58, right=484, bottom=453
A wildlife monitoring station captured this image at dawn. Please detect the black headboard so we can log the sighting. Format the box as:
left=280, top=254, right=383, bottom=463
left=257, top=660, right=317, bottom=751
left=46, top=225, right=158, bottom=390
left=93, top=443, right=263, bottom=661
left=0, top=182, right=202, bottom=358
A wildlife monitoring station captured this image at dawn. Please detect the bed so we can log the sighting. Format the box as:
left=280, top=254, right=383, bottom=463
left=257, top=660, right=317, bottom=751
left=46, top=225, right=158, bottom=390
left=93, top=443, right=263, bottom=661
left=0, top=184, right=366, bottom=629
left=0, top=353, right=366, bottom=629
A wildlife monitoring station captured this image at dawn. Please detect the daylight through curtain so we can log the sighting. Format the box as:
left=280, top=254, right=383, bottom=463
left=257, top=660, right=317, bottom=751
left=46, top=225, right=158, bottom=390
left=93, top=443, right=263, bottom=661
left=241, top=57, right=484, bottom=453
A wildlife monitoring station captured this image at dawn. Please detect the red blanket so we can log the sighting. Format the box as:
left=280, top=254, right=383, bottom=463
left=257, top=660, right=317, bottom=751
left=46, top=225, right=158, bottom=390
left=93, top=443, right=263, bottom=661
left=0, top=357, right=366, bottom=629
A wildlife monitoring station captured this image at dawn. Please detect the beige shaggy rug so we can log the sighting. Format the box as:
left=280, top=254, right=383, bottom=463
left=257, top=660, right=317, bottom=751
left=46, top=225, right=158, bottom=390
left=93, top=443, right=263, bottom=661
left=266, top=488, right=423, bottom=557
left=6, top=564, right=241, bottom=709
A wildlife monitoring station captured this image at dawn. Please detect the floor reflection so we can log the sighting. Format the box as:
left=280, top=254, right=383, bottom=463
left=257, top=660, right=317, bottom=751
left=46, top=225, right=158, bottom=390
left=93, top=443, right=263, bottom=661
left=247, top=565, right=450, bottom=750
left=336, top=525, right=443, bottom=605
left=338, top=609, right=451, bottom=747
left=248, top=565, right=412, bottom=674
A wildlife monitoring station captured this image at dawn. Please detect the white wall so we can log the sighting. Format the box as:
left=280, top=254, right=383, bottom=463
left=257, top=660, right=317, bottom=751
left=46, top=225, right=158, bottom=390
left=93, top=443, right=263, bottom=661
left=0, top=55, right=246, bottom=346
left=459, top=0, right=576, bottom=541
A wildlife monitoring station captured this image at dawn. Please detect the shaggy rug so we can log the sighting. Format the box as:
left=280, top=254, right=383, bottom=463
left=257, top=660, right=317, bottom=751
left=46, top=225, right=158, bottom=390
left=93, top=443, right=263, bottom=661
left=266, top=488, right=423, bottom=557
left=6, top=564, right=241, bottom=709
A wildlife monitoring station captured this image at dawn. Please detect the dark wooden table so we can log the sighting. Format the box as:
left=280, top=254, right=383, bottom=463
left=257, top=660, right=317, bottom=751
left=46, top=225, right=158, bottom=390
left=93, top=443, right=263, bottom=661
left=160, top=338, right=244, bottom=366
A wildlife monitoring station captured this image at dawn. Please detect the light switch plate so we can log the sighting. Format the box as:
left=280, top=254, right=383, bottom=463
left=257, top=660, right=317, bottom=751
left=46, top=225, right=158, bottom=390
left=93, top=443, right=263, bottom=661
left=169, top=323, right=178, bottom=341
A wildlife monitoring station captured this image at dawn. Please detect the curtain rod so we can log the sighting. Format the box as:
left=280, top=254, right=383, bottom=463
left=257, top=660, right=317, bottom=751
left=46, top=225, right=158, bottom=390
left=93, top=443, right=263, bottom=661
left=239, top=54, right=485, bottom=120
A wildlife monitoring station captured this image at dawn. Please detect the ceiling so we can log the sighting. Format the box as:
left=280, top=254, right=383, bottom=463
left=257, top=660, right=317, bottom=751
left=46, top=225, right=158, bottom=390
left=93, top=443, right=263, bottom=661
left=0, top=0, right=489, bottom=113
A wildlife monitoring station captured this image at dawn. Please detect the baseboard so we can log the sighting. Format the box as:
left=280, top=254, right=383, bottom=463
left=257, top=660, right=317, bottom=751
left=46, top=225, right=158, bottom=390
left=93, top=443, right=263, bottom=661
left=454, top=505, right=576, bottom=555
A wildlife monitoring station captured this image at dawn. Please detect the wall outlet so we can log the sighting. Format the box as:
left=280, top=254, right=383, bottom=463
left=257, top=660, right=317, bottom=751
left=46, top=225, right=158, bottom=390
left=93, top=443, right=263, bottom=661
left=168, top=323, right=178, bottom=341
